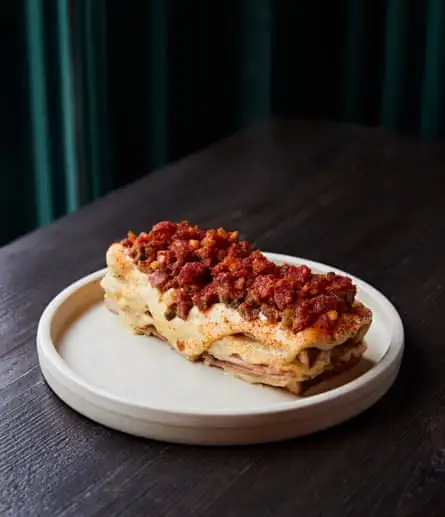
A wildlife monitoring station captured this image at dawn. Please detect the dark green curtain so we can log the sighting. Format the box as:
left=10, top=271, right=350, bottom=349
left=2, top=0, right=445, bottom=246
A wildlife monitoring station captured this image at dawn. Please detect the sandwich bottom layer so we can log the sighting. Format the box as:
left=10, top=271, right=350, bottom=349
left=202, top=340, right=366, bottom=395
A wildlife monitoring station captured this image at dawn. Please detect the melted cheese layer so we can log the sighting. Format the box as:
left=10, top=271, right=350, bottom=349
left=101, top=244, right=372, bottom=376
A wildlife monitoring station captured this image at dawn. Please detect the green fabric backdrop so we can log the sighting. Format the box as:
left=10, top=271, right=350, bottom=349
left=2, top=0, right=445, bottom=246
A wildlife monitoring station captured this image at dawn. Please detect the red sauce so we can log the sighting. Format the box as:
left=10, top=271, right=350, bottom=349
left=121, top=221, right=357, bottom=332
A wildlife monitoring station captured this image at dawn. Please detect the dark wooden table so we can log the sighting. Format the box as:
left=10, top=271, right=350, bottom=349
left=2, top=119, right=445, bottom=517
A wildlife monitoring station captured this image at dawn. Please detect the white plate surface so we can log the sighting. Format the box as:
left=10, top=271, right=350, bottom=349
left=37, top=253, right=404, bottom=445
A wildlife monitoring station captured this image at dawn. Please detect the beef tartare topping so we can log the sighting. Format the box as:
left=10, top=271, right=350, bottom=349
left=121, top=221, right=357, bottom=332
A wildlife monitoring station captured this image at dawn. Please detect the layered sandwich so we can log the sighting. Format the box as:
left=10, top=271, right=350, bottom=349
left=101, top=221, right=372, bottom=395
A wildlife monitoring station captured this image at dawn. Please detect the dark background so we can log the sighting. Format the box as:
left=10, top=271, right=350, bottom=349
left=1, top=0, right=444, bottom=245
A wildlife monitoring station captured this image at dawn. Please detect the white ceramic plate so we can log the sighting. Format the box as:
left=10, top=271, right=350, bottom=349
left=37, top=253, right=404, bottom=445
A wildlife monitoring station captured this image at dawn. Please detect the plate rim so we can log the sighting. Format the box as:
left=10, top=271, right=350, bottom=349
left=37, top=252, right=404, bottom=419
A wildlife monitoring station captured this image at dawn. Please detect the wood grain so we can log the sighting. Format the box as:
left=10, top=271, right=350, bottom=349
left=1, top=119, right=445, bottom=517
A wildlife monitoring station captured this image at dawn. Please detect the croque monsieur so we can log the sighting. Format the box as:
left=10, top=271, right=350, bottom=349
left=101, top=221, right=372, bottom=395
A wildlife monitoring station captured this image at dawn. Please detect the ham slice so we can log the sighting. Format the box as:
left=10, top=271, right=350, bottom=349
left=203, top=339, right=366, bottom=394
